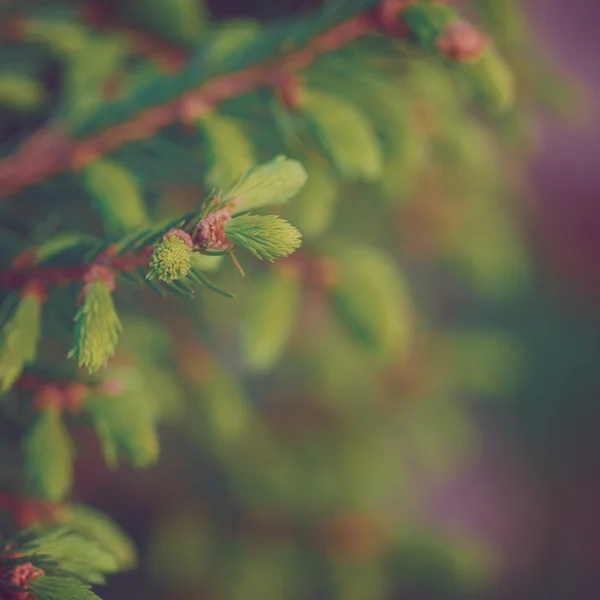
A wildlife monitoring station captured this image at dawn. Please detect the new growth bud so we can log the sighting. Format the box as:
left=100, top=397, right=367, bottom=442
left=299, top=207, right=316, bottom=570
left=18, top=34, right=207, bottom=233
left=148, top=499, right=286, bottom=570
left=147, top=229, right=193, bottom=283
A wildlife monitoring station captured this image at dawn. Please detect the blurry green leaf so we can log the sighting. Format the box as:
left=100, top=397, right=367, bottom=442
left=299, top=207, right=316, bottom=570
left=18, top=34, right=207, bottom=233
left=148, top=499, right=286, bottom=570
left=455, top=46, right=515, bottom=113
left=432, top=118, right=496, bottom=183
left=23, top=19, right=90, bottom=57
left=309, top=63, right=425, bottom=202
left=0, top=72, right=44, bottom=111
left=62, top=504, right=137, bottom=571
left=401, top=4, right=515, bottom=113
left=328, top=243, right=413, bottom=359
left=241, top=268, right=300, bottom=372
left=124, top=0, right=208, bottom=45
left=35, top=233, right=99, bottom=265
left=400, top=4, right=455, bottom=53
left=193, top=363, right=253, bottom=451
left=300, top=89, right=382, bottom=181
left=405, top=58, right=463, bottom=114
left=68, top=281, right=122, bottom=374
left=23, top=408, right=73, bottom=502
left=85, top=393, right=159, bottom=469
left=288, top=157, right=339, bottom=239
left=198, top=113, right=256, bottom=190
left=0, top=292, right=43, bottom=393
left=64, top=36, right=127, bottom=125
left=204, top=20, right=262, bottom=64
left=80, top=158, right=149, bottom=235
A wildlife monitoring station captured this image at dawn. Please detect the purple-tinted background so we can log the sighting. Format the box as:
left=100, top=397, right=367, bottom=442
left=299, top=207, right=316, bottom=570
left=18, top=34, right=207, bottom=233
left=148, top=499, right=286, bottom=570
left=528, top=0, right=600, bottom=298
left=485, top=1, right=600, bottom=596
left=420, top=3, right=600, bottom=598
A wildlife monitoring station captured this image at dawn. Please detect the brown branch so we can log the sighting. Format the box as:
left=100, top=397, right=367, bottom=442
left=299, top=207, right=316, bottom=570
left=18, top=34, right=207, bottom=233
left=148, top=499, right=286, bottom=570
left=0, top=246, right=153, bottom=291
left=0, top=9, right=384, bottom=201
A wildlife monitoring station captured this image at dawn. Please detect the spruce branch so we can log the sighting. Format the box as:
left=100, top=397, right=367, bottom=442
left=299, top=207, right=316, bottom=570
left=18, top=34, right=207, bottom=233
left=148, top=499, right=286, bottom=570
left=0, top=0, right=510, bottom=202
left=0, top=247, right=153, bottom=291
left=0, top=156, right=306, bottom=292
left=0, top=4, right=380, bottom=201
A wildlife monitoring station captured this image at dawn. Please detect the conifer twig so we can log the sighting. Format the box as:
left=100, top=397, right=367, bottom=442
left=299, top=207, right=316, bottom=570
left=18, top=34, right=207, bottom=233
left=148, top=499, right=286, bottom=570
left=0, top=246, right=153, bottom=291
left=0, top=7, right=384, bottom=201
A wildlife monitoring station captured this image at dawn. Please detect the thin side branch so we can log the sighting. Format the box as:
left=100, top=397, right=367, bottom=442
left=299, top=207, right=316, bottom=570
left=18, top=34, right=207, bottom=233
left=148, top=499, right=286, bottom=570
left=0, top=246, right=153, bottom=291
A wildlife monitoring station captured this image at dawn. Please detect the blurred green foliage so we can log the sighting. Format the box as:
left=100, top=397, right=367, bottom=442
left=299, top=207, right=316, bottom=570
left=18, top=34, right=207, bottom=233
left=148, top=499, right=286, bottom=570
left=0, top=0, right=575, bottom=599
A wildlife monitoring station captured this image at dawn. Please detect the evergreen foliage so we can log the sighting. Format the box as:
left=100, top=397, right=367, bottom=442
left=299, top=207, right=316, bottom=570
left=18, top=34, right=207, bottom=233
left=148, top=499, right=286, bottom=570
left=0, top=0, right=572, bottom=599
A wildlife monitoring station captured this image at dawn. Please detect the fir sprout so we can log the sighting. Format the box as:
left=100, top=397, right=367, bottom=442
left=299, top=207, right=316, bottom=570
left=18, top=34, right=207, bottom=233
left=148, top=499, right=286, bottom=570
left=147, top=231, right=193, bottom=283
left=224, top=214, right=302, bottom=261
left=68, top=281, right=122, bottom=374
left=223, top=155, right=308, bottom=212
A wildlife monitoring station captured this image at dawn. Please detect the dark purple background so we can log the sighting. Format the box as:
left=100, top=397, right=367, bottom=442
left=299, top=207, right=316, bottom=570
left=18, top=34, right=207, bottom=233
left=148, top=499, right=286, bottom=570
left=527, top=0, right=600, bottom=298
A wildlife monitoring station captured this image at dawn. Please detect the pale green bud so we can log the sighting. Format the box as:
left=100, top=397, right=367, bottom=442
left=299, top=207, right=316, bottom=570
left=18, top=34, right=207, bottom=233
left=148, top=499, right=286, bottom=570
left=224, top=214, right=302, bottom=261
left=223, top=155, right=307, bottom=212
left=147, top=232, right=193, bottom=283
left=68, top=280, right=122, bottom=374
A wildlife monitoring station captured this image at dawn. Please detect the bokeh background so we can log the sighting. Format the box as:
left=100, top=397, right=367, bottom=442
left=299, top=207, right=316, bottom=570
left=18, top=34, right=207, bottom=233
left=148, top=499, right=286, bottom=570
left=2, top=0, right=599, bottom=598
left=95, top=1, right=600, bottom=598
left=105, top=1, right=600, bottom=597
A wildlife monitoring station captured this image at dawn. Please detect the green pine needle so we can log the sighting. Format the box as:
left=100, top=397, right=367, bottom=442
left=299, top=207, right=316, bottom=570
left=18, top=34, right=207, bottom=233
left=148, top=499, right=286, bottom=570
left=0, top=294, right=43, bottom=393
left=224, top=214, right=302, bottom=261
left=68, top=281, right=122, bottom=374
left=223, top=155, right=308, bottom=212
left=23, top=408, right=73, bottom=502
left=85, top=393, right=159, bottom=470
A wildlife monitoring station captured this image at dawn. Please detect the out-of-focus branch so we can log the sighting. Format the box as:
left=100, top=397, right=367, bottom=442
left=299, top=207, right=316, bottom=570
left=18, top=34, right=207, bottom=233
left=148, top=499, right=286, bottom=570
left=0, top=7, right=386, bottom=202
left=0, top=246, right=153, bottom=291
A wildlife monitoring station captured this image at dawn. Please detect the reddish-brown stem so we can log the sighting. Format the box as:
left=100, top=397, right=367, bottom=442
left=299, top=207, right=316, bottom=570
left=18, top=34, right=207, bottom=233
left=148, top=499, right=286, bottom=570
left=0, top=246, right=152, bottom=291
left=0, top=10, right=383, bottom=201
